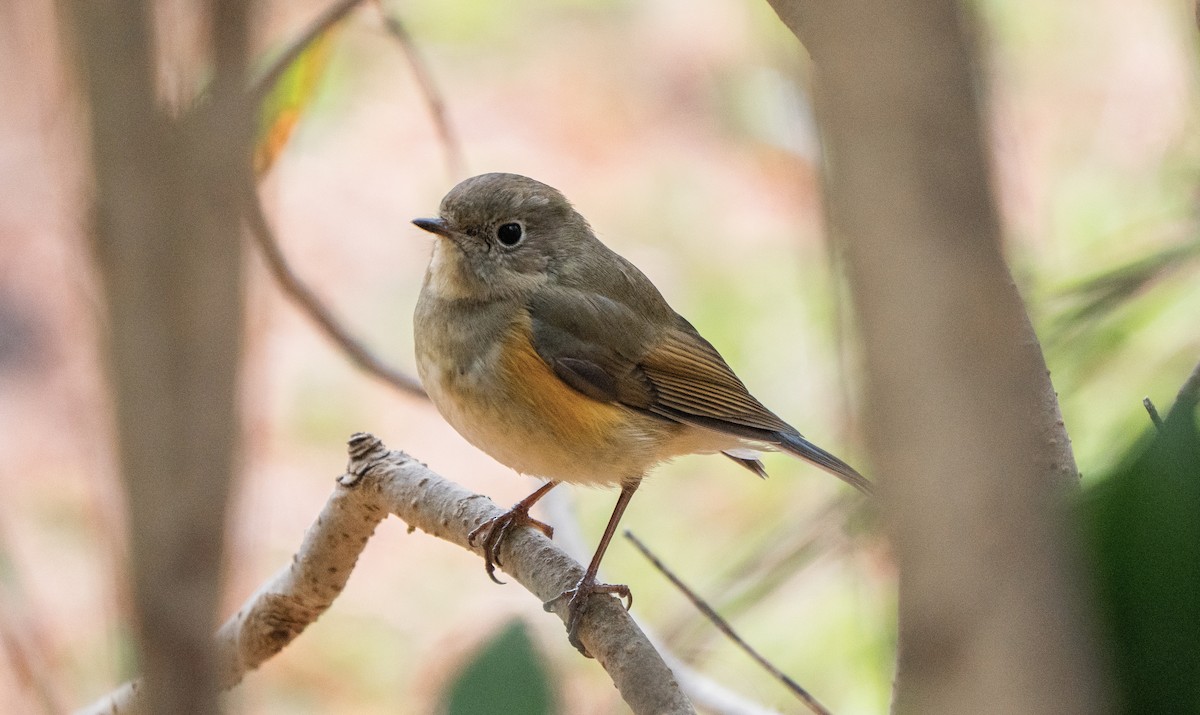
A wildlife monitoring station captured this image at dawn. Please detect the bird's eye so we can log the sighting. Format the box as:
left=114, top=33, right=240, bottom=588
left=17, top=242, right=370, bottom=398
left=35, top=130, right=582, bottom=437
left=496, top=222, right=524, bottom=247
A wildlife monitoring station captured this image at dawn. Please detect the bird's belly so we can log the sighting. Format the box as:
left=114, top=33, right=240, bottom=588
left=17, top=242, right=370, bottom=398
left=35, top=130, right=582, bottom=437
left=416, top=313, right=670, bottom=485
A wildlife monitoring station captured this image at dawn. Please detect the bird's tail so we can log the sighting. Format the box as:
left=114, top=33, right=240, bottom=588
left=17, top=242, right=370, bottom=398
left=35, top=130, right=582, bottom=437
left=777, top=431, right=873, bottom=496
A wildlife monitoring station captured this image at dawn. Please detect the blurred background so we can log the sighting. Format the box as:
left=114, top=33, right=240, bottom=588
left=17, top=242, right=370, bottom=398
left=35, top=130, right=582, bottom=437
left=1, top=0, right=1198, bottom=712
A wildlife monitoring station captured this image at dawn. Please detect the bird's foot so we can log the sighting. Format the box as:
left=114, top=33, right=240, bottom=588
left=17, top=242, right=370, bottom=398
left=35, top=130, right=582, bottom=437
left=545, top=574, right=633, bottom=656
left=467, top=505, right=554, bottom=584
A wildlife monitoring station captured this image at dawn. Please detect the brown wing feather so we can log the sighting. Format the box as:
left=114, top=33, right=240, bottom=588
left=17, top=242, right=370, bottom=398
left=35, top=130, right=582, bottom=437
left=529, top=286, right=789, bottom=435
left=528, top=288, right=873, bottom=493
left=640, top=329, right=792, bottom=433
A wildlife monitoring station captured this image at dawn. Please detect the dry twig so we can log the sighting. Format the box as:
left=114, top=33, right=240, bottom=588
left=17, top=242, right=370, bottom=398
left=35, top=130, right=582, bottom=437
left=246, top=0, right=426, bottom=398
left=1144, top=397, right=1165, bottom=430
left=244, top=181, right=427, bottom=397
left=626, top=531, right=834, bottom=715
left=373, top=0, right=465, bottom=180
left=246, top=0, right=470, bottom=399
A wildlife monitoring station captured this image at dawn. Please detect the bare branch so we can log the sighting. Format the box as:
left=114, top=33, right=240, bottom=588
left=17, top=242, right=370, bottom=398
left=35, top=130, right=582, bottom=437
left=80, top=434, right=694, bottom=715
left=372, top=0, right=466, bottom=180
left=243, top=0, right=428, bottom=398
left=246, top=0, right=448, bottom=399
left=626, top=532, right=834, bottom=715
left=244, top=182, right=427, bottom=397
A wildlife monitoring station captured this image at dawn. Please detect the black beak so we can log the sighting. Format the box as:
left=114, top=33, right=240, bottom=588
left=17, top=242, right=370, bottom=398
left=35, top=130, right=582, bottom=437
left=412, top=217, right=451, bottom=237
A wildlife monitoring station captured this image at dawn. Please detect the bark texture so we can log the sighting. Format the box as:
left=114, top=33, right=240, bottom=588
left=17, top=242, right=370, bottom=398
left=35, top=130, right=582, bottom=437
left=80, top=434, right=695, bottom=715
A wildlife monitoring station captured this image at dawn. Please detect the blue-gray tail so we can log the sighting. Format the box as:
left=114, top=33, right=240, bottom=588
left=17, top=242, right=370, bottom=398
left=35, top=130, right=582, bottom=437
left=778, top=432, right=873, bottom=496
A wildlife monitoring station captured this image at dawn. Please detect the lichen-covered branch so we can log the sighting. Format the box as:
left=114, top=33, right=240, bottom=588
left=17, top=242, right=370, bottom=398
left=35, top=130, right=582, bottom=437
left=79, top=434, right=694, bottom=715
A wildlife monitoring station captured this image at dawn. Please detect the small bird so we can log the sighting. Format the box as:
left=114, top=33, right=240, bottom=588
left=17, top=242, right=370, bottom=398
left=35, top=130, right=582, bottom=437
left=413, top=173, right=869, bottom=653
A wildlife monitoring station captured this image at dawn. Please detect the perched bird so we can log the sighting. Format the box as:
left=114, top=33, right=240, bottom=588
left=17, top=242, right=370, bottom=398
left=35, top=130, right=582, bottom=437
left=413, top=173, right=869, bottom=653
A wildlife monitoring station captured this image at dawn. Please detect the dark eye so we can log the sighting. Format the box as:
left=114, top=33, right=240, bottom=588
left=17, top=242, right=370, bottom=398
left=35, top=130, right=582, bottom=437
left=496, top=222, right=524, bottom=246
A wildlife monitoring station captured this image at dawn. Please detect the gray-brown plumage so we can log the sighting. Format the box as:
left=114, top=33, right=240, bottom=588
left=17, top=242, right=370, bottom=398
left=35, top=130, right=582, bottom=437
left=412, top=172, right=870, bottom=654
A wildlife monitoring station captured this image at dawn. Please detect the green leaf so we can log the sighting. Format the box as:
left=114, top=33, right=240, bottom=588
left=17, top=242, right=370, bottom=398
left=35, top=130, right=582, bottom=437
left=1082, top=387, right=1200, bottom=714
left=439, top=619, right=557, bottom=715
left=253, top=23, right=343, bottom=175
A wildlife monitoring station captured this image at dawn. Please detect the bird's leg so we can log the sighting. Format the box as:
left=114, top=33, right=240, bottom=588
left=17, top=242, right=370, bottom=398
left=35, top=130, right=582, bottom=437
left=549, top=478, right=641, bottom=656
left=468, top=481, right=558, bottom=584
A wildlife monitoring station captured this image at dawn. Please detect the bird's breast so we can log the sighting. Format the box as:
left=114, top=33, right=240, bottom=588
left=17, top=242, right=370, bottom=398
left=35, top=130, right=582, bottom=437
left=414, top=296, right=666, bottom=484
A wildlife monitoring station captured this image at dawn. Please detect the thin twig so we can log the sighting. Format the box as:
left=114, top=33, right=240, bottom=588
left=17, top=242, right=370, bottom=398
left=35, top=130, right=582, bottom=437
left=541, top=492, right=786, bottom=715
left=244, top=179, right=427, bottom=397
left=660, top=495, right=846, bottom=654
left=1143, top=397, right=1164, bottom=431
left=248, top=0, right=369, bottom=105
left=625, top=531, right=834, bottom=715
left=710, top=495, right=850, bottom=620
left=245, top=0, right=427, bottom=397
left=372, top=0, right=465, bottom=180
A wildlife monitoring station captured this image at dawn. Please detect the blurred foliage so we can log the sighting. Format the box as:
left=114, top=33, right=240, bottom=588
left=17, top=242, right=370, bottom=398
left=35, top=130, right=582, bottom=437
left=253, top=19, right=345, bottom=175
left=1082, top=373, right=1200, bottom=714
left=438, top=619, right=557, bottom=715
left=393, top=0, right=635, bottom=45
left=1050, top=237, right=1200, bottom=338
left=1039, top=184, right=1200, bottom=472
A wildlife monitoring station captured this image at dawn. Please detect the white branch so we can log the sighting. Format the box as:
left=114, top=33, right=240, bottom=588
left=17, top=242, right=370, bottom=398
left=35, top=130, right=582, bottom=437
left=78, top=434, right=694, bottom=715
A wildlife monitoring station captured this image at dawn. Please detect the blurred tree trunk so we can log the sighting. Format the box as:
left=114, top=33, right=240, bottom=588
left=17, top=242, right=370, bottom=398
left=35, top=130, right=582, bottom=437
left=59, top=1, right=254, bottom=713
left=765, top=0, right=1108, bottom=713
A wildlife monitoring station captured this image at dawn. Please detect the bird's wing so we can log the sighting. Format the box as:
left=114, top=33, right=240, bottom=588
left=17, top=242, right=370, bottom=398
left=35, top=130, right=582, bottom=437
left=526, top=287, right=790, bottom=438
left=638, top=324, right=791, bottom=434
left=528, top=287, right=872, bottom=492
left=640, top=327, right=871, bottom=492
left=526, top=287, right=657, bottom=409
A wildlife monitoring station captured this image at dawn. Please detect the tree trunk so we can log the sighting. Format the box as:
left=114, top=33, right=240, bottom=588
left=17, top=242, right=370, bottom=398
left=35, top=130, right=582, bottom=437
left=764, top=0, right=1109, bottom=712
left=60, top=1, right=254, bottom=712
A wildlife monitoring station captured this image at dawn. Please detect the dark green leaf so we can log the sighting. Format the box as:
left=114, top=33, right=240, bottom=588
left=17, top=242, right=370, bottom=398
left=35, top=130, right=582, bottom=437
left=440, top=619, right=557, bottom=715
left=1082, top=389, right=1200, bottom=714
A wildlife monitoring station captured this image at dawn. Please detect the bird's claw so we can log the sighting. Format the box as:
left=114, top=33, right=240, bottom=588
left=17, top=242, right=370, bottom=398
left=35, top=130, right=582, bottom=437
left=468, top=506, right=554, bottom=584
left=545, top=575, right=633, bottom=656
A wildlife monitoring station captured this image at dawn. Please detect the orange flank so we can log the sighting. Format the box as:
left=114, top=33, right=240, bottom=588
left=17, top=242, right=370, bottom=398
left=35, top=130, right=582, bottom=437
left=496, top=317, right=632, bottom=449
